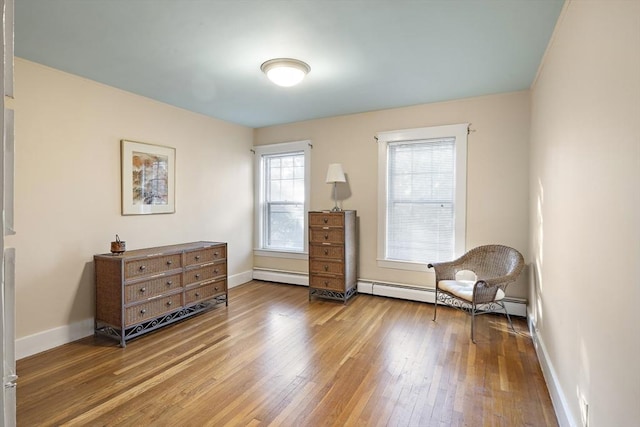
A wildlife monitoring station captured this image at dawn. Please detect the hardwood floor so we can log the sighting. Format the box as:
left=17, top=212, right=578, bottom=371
left=17, top=281, right=557, bottom=426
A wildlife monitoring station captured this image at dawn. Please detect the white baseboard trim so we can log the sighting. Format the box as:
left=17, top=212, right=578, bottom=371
left=528, top=316, right=574, bottom=427
left=252, top=268, right=309, bottom=286
left=18, top=272, right=526, bottom=360
left=250, top=270, right=526, bottom=317
left=229, top=270, right=253, bottom=289
left=17, top=271, right=254, bottom=360
left=358, top=280, right=433, bottom=302
left=17, top=318, right=94, bottom=360
left=357, top=279, right=527, bottom=317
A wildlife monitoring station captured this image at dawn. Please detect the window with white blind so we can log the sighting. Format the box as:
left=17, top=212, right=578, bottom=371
left=377, top=124, right=468, bottom=271
left=254, top=140, right=311, bottom=258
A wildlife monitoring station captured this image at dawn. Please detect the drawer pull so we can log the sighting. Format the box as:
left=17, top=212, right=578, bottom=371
left=324, top=233, right=329, bottom=240
left=195, top=292, right=200, bottom=297
left=139, top=265, right=146, bottom=271
left=323, top=281, right=329, bottom=287
left=324, top=265, right=329, bottom=271
left=139, top=287, right=146, bottom=293
left=166, top=301, right=173, bottom=307
left=214, top=287, right=219, bottom=291
left=195, top=255, right=201, bottom=260
left=140, top=309, right=147, bottom=315
left=214, top=268, right=219, bottom=274
left=167, top=260, right=173, bottom=266
left=195, top=273, right=201, bottom=279
left=324, top=249, right=329, bottom=255
left=323, top=218, right=328, bottom=224
left=214, top=252, right=219, bottom=257
left=166, top=280, right=173, bottom=286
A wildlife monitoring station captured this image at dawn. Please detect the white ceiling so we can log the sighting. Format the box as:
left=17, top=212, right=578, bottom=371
left=15, top=0, right=564, bottom=128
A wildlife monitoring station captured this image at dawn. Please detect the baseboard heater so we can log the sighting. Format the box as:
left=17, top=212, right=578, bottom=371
left=252, top=268, right=527, bottom=317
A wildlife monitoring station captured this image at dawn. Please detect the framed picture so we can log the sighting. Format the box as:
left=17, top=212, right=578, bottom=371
left=121, top=139, right=175, bottom=215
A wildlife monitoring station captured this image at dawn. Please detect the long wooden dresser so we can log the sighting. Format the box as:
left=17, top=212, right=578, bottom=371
left=94, top=241, right=227, bottom=347
left=308, top=210, right=357, bottom=303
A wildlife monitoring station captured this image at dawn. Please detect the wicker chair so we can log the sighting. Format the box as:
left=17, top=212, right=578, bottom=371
left=428, top=245, right=524, bottom=343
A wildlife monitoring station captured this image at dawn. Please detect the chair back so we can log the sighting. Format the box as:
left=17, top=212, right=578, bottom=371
left=463, top=245, right=524, bottom=280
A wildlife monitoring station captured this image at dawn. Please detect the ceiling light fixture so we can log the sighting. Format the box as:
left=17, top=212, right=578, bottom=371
left=261, top=58, right=310, bottom=87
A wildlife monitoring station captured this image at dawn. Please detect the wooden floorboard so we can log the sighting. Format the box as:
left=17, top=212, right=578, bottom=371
left=17, top=281, right=558, bottom=427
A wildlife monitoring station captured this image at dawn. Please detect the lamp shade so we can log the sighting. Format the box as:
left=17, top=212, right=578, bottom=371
left=326, top=163, right=346, bottom=183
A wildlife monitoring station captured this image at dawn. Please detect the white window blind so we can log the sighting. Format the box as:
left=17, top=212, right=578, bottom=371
left=263, top=152, right=305, bottom=250
left=253, top=140, right=311, bottom=257
left=387, top=138, right=455, bottom=263
left=377, top=123, right=467, bottom=271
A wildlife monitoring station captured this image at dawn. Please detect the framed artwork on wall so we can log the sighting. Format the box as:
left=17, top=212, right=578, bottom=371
left=121, top=139, right=175, bottom=215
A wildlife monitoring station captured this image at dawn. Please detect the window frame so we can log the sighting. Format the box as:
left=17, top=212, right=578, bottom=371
left=253, top=140, right=311, bottom=259
left=376, top=123, right=468, bottom=271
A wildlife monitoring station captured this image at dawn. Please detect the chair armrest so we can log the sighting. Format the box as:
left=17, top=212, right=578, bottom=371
left=477, top=256, right=525, bottom=287
left=428, top=257, right=467, bottom=281
left=473, top=270, right=522, bottom=303
left=476, top=269, right=521, bottom=289
left=477, top=275, right=513, bottom=288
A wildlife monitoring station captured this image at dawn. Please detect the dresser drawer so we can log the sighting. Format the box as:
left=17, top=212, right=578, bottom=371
left=185, top=280, right=227, bottom=305
left=183, top=262, right=227, bottom=286
left=125, top=254, right=182, bottom=279
left=309, top=228, right=344, bottom=244
left=309, top=213, right=344, bottom=227
left=309, top=244, right=344, bottom=260
left=184, top=245, right=226, bottom=266
left=125, top=273, right=182, bottom=304
left=310, top=259, right=345, bottom=276
left=309, top=275, right=344, bottom=292
left=125, top=293, right=182, bottom=326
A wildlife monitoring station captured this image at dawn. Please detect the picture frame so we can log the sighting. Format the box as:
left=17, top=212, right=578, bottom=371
left=121, top=139, right=175, bottom=215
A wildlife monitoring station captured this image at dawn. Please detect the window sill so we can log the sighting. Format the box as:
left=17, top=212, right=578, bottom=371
left=254, top=249, right=308, bottom=260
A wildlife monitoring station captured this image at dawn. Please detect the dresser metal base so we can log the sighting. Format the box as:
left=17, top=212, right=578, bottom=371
left=95, top=296, right=227, bottom=347
left=309, top=287, right=357, bottom=304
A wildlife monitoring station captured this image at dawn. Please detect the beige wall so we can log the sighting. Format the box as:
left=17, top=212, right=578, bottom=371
left=10, top=59, right=254, bottom=340
left=530, top=1, right=640, bottom=426
left=255, top=91, right=531, bottom=298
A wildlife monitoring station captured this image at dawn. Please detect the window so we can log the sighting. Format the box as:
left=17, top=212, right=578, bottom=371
left=377, top=124, right=468, bottom=270
left=254, top=140, right=311, bottom=257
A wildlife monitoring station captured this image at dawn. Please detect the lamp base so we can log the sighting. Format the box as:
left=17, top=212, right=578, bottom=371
left=331, top=182, right=342, bottom=212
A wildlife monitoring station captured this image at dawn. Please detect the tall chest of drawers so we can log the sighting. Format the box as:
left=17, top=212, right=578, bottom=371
left=308, top=210, right=357, bottom=303
left=94, top=241, right=227, bottom=347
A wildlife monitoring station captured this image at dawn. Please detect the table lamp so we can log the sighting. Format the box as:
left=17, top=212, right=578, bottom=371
left=326, top=163, right=346, bottom=211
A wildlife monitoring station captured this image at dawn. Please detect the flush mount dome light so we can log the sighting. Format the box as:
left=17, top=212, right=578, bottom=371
left=261, top=58, right=310, bottom=87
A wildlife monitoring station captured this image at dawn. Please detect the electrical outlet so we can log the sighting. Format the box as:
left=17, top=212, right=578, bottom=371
left=579, top=395, right=589, bottom=427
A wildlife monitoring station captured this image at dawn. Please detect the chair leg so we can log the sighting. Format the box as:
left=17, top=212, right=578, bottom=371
left=471, top=304, right=476, bottom=344
left=432, top=287, right=438, bottom=321
left=501, top=302, right=515, bottom=333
